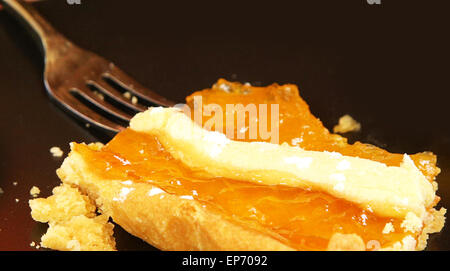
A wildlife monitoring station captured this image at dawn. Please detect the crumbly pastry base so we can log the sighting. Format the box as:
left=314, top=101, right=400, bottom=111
left=29, top=182, right=116, bottom=251
left=417, top=208, right=446, bottom=250
left=56, top=144, right=292, bottom=251
left=326, top=206, right=446, bottom=251
left=40, top=142, right=444, bottom=251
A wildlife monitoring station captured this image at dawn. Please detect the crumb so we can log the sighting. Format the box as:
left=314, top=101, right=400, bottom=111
left=93, top=91, right=104, bottom=100
left=29, top=184, right=116, bottom=251
left=36, top=245, right=40, bottom=249
left=30, top=186, right=41, bottom=198
left=30, top=184, right=96, bottom=223
left=85, top=123, right=90, bottom=128
left=13, top=182, right=18, bottom=186
left=0, top=187, right=3, bottom=194
left=401, top=212, right=423, bottom=233
left=87, top=142, right=105, bottom=150
left=401, top=236, right=417, bottom=250
left=123, top=91, right=131, bottom=99
left=30, top=241, right=35, bottom=247
left=15, top=198, right=19, bottom=203
left=50, top=146, right=64, bottom=157
left=333, top=114, right=361, bottom=133
left=218, top=83, right=231, bottom=92
left=40, top=214, right=115, bottom=251
left=131, top=96, right=138, bottom=105
left=432, top=181, right=438, bottom=192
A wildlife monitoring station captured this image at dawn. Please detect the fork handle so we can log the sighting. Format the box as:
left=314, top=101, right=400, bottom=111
left=2, top=0, right=64, bottom=54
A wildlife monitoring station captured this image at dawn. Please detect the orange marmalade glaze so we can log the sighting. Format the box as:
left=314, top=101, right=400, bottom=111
left=186, top=79, right=440, bottom=182
left=77, top=79, right=440, bottom=250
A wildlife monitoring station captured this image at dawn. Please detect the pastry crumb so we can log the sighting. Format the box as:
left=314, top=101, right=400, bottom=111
left=382, top=222, right=394, bottom=234
left=131, top=96, right=138, bottom=105
left=93, top=90, right=104, bottom=100
left=216, top=82, right=231, bottom=92
left=333, top=114, right=361, bottom=133
left=432, top=181, right=438, bottom=192
left=40, top=214, right=115, bottom=251
left=15, top=198, right=19, bottom=203
left=30, top=186, right=41, bottom=198
left=30, top=241, right=36, bottom=247
left=401, top=212, right=422, bottom=233
left=401, top=236, right=417, bottom=250
left=88, top=142, right=105, bottom=150
left=29, top=184, right=116, bottom=251
left=13, top=181, right=18, bottom=186
left=123, top=91, right=131, bottom=99
left=0, top=187, right=3, bottom=194
left=50, top=147, right=64, bottom=157
left=30, top=184, right=96, bottom=224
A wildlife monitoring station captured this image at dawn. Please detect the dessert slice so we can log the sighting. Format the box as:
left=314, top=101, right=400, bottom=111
left=30, top=80, right=445, bottom=250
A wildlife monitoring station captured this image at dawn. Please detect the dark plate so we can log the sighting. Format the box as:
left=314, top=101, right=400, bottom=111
left=0, top=0, right=449, bottom=251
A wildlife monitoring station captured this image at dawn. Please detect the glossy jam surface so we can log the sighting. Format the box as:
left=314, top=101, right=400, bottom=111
left=77, top=130, right=407, bottom=250
left=78, top=79, right=439, bottom=250
left=186, top=79, right=440, bottom=182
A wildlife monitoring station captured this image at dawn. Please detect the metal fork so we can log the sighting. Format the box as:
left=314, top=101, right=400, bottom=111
left=2, top=0, right=175, bottom=134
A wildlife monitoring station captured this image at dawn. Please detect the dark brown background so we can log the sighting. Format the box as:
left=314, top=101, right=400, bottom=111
left=0, top=0, right=449, bottom=250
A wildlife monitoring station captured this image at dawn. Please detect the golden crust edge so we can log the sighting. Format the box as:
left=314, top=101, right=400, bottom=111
left=417, top=207, right=446, bottom=250
left=56, top=145, right=294, bottom=251
left=56, top=143, right=445, bottom=251
left=327, top=207, right=446, bottom=251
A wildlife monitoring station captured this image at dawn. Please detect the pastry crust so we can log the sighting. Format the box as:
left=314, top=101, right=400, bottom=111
left=51, top=139, right=445, bottom=251
left=327, top=233, right=365, bottom=251
left=57, top=146, right=293, bottom=251
left=417, top=208, right=446, bottom=250
left=30, top=107, right=445, bottom=251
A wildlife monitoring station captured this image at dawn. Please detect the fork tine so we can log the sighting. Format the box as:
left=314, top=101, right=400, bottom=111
left=104, top=65, right=176, bottom=107
left=5, top=0, right=172, bottom=135
left=71, top=87, right=133, bottom=122
left=87, top=79, right=148, bottom=112
left=52, top=92, right=125, bottom=133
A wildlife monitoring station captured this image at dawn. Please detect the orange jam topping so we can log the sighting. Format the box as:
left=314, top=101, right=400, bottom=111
left=76, top=130, right=408, bottom=251
left=186, top=79, right=440, bottom=182
left=77, top=79, right=439, bottom=250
